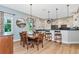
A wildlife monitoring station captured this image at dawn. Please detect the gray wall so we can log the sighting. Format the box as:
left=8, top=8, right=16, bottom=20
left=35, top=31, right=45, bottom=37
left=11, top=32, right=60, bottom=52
left=0, top=5, right=27, bottom=40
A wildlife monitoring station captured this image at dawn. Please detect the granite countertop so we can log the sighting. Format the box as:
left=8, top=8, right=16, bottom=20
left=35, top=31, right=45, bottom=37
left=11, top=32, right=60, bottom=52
left=36, top=29, right=79, bottom=31
left=51, top=29, right=79, bottom=31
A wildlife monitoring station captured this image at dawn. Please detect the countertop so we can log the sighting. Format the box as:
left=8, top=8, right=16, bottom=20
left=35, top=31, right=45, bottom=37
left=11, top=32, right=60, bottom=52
left=0, top=34, right=13, bottom=37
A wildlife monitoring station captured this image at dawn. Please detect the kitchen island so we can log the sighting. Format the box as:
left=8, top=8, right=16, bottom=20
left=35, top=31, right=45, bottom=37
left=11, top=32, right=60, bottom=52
left=50, top=30, right=79, bottom=44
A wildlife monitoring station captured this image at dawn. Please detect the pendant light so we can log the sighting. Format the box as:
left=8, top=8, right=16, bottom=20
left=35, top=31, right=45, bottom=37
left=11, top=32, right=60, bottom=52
left=29, top=4, right=35, bottom=32
left=29, top=4, right=33, bottom=24
left=56, top=8, right=58, bottom=19
left=30, top=4, right=32, bottom=19
left=67, top=4, right=69, bottom=17
left=47, top=10, right=51, bottom=24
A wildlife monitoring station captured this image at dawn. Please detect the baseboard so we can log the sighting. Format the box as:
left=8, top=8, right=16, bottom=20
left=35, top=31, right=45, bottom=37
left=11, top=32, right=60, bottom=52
left=62, top=41, right=79, bottom=44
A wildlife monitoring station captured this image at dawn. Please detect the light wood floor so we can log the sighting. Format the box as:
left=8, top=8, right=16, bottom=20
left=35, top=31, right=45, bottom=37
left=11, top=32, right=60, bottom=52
left=13, top=40, right=79, bottom=54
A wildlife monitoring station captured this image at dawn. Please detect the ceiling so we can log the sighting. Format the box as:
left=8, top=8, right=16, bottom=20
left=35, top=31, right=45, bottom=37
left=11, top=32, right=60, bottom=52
left=1, top=4, right=79, bottom=19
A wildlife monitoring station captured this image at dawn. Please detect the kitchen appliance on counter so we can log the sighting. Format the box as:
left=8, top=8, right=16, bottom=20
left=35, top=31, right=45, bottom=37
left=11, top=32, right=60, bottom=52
left=51, top=25, right=58, bottom=30
left=60, top=25, right=67, bottom=30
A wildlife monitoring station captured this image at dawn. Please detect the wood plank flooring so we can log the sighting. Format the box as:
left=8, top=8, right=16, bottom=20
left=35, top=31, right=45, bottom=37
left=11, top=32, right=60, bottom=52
left=13, top=40, right=79, bottom=54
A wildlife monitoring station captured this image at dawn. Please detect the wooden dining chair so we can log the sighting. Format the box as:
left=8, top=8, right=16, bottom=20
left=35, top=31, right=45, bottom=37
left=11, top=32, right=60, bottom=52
left=34, top=32, right=44, bottom=50
left=19, top=32, right=23, bottom=45
left=19, top=31, right=27, bottom=46
left=22, top=32, right=28, bottom=48
left=20, top=31, right=34, bottom=50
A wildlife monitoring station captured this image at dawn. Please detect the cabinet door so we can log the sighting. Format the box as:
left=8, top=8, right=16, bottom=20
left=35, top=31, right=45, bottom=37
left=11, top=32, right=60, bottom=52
left=0, top=37, right=5, bottom=53
left=0, top=35, right=13, bottom=54
left=4, top=36, right=13, bottom=54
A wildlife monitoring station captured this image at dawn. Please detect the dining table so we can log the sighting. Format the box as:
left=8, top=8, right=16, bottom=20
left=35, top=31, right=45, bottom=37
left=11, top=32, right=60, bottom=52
left=26, top=33, right=39, bottom=48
